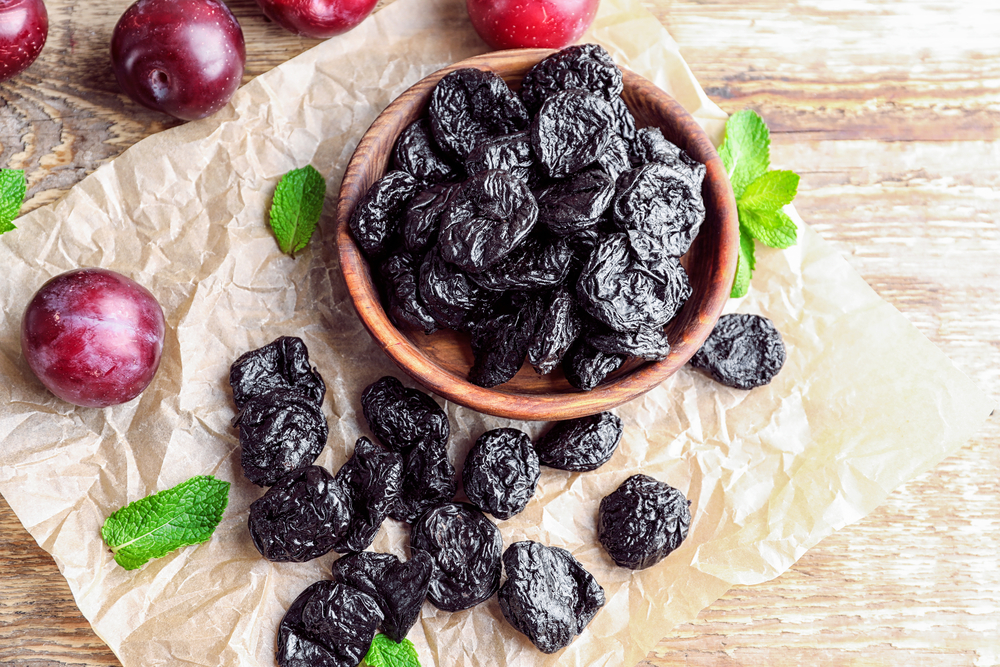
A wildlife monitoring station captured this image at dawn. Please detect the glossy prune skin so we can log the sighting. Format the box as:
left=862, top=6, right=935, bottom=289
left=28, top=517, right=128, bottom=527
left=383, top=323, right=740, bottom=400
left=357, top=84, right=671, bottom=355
left=535, top=168, right=615, bottom=236
left=392, top=117, right=459, bottom=184
left=390, top=441, right=457, bottom=524
left=329, top=550, right=434, bottom=643
left=628, top=126, right=705, bottom=189
left=469, top=234, right=573, bottom=293
left=332, top=437, right=403, bottom=554
left=349, top=170, right=422, bottom=259
left=535, top=411, right=623, bottom=472
left=528, top=286, right=581, bottom=375
left=229, top=336, right=325, bottom=410
left=234, top=389, right=328, bottom=486
left=276, top=580, right=382, bottom=667
left=462, top=428, right=540, bottom=520
left=532, top=90, right=616, bottom=179
left=403, top=183, right=457, bottom=254
left=598, top=474, right=691, bottom=570
left=464, top=131, right=538, bottom=186
left=360, top=376, right=449, bottom=454
left=410, top=502, right=503, bottom=612
left=520, top=43, right=624, bottom=114
left=563, top=339, right=626, bottom=392
left=498, top=541, right=606, bottom=654
left=584, top=321, right=671, bottom=361
left=688, top=313, right=786, bottom=389
left=418, top=248, right=494, bottom=331
left=613, top=161, right=706, bottom=260
left=380, top=252, right=439, bottom=335
left=248, top=465, right=351, bottom=562
left=468, top=297, right=543, bottom=388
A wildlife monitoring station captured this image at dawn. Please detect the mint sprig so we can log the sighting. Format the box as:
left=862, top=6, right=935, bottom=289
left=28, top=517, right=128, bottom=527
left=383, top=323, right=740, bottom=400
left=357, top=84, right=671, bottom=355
left=0, top=169, right=27, bottom=235
left=268, top=164, right=326, bottom=257
left=718, top=110, right=800, bottom=297
left=101, top=475, right=230, bottom=571
left=362, top=634, right=421, bottom=667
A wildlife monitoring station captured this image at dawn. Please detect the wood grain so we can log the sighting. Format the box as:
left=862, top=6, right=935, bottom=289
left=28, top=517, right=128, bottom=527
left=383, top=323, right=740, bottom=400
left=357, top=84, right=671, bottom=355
left=2, top=0, right=999, bottom=666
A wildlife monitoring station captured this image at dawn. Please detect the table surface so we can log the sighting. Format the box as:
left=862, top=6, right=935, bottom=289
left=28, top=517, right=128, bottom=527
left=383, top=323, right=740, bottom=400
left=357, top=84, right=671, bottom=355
left=2, top=1, right=998, bottom=665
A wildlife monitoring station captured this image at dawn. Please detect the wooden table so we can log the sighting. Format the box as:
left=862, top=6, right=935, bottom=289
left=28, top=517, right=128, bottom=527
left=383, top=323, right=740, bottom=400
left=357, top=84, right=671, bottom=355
left=2, top=0, right=998, bottom=665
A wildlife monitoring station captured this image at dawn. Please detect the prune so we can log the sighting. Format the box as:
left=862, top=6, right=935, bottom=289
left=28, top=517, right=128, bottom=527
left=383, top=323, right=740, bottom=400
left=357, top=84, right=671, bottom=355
left=527, top=286, right=581, bottom=375
left=390, top=441, right=457, bottom=524
left=532, top=90, right=616, bottom=179
left=234, top=389, right=329, bottom=486
left=248, top=465, right=351, bottom=562
left=229, top=336, right=325, bottom=410
left=462, top=428, right=540, bottom=520
left=520, top=43, right=623, bottom=113
left=470, top=234, right=573, bottom=293
left=608, top=95, right=637, bottom=144
left=418, top=248, right=494, bottom=331
left=536, top=168, right=615, bottom=236
left=332, top=437, right=403, bottom=554
left=597, top=134, right=631, bottom=183
left=464, top=131, right=537, bottom=185
left=329, top=550, right=433, bottom=643
left=393, top=118, right=458, bottom=184
left=498, top=541, right=605, bottom=654
left=360, top=375, right=449, bottom=454
left=576, top=233, right=690, bottom=333
left=428, top=67, right=529, bottom=161
left=380, top=252, right=438, bottom=335
left=584, top=321, right=671, bottom=361
left=613, top=161, right=706, bottom=260
left=403, top=183, right=457, bottom=254
left=438, top=169, right=539, bottom=273
left=563, top=339, right=625, bottom=392
left=534, top=411, right=622, bottom=472
left=348, top=170, right=422, bottom=259
left=628, top=126, right=706, bottom=190
left=410, top=502, right=503, bottom=612
left=276, top=580, right=382, bottom=667
left=688, top=313, right=786, bottom=389
left=597, top=474, right=691, bottom=570
left=468, top=296, right=543, bottom=388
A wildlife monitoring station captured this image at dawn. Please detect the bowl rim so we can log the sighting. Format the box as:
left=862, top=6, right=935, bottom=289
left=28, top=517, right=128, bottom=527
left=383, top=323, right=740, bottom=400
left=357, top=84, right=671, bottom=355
left=335, top=47, right=738, bottom=421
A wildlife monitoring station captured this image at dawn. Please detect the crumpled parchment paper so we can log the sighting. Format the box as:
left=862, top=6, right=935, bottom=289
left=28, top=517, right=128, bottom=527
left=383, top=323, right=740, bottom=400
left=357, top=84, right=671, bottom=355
left=0, top=0, right=992, bottom=665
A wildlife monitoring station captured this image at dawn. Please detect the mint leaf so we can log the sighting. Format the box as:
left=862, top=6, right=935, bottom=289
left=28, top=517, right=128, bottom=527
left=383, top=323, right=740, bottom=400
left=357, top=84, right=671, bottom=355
left=730, top=225, right=756, bottom=298
left=738, top=170, right=798, bottom=212
left=718, top=110, right=770, bottom=199
left=739, top=207, right=797, bottom=250
left=269, top=164, right=326, bottom=257
left=101, top=475, right=230, bottom=571
left=0, top=169, right=27, bottom=234
left=363, top=634, right=421, bottom=667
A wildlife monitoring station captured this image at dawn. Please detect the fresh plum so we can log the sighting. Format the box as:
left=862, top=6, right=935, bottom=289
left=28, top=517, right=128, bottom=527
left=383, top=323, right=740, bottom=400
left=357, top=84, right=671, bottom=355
left=254, top=0, right=379, bottom=39
left=0, top=0, right=48, bottom=82
left=21, top=268, right=166, bottom=408
left=110, top=0, right=246, bottom=121
left=465, top=0, right=599, bottom=50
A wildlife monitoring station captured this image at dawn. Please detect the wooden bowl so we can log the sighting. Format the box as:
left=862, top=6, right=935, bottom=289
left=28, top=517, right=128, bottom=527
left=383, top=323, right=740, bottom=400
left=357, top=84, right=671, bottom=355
left=336, top=48, right=738, bottom=421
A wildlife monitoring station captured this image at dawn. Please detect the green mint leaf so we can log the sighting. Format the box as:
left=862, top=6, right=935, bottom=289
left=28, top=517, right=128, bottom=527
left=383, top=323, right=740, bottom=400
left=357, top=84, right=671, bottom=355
left=362, top=634, right=421, bottom=667
left=730, top=225, right=756, bottom=298
left=101, top=475, right=230, bottom=571
left=268, top=164, right=326, bottom=257
left=739, top=206, right=797, bottom=249
left=718, top=109, right=770, bottom=199
left=0, top=169, right=27, bottom=234
left=738, top=169, right=799, bottom=212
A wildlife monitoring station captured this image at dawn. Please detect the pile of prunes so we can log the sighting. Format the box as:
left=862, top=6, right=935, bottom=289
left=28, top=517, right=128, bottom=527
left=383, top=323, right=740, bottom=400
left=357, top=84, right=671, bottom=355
left=349, top=44, right=708, bottom=391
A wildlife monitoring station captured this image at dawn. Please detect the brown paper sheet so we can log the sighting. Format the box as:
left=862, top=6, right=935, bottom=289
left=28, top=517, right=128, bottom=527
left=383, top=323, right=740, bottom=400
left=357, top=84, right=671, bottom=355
left=0, top=0, right=993, bottom=665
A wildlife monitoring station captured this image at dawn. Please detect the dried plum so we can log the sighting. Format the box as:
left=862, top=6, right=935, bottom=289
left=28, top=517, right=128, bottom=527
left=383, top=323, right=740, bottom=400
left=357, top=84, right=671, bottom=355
left=498, top=541, right=605, bottom=654
left=390, top=441, right=457, bottom=524
left=468, top=296, right=543, bottom=388
left=535, top=412, right=623, bottom=472
left=360, top=375, right=449, bottom=454
left=464, top=131, right=537, bottom=185
left=428, top=67, right=529, bottom=161
left=234, top=389, right=329, bottom=486
left=598, top=474, right=691, bottom=570
left=613, top=161, right=706, bottom=259
left=462, top=428, right=540, bottom=520
left=597, top=134, right=632, bottom=183
left=229, top=336, right=325, bottom=410
left=329, top=550, right=433, bottom=643
left=628, top=126, right=705, bottom=189
left=688, top=313, right=786, bottom=389
left=409, top=502, right=503, bottom=612
left=536, top=168, right=615, bottom=236
left=349, top=170, right=423, bottom=259
left=469, top=234, right=573, bottom=292
left=403, top=183, right=457, bottom=254
left=532, top=90, right=616, bottom=179
left=332, top=437, right=403, bottom=554
left=438, top=169, right=539, bottom=273
left=520, top=43, right=623, bottom=113
left=584, top=321, right=671, bottom=361
left=276, top=580, right=382, bottom=667
left=608, top=94, right=637, bottom=144
left=418, top=248, right=494, bottom=331
left=248, top=465, right=351, bottom=562
left=393, top=117, right=459, bottom=184
left=527, top=286, right=581, bottom=375
left=380, top=252, right=438, bottom=335
left=563, top=339, right=626, bottom=391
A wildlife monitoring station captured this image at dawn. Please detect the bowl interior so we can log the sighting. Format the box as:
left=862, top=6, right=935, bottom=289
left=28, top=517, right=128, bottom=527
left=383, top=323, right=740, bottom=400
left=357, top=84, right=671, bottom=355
left=336, top=48, right=737, bottom=421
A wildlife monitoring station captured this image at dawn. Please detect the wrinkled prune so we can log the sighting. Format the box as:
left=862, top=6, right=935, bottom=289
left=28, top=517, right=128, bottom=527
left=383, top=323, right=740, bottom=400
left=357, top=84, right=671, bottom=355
left=536, top=168, right=614, bottom=236
left=613, top=161, right=706, bottom=260
left=584, top=321, right=671, bottom=361
left=234, top=389, right=329, bottom=486
left=688, top=313, right=786, bottom=389
left=462, top=428, right=540, bottom=520
left=410, top=502, right=503, bottom=612
left=598, top=474, right=691, bottom=570
left=403, top=183, right=457, bottom=254
left=527, top=286, right=581, bottom=375
left=349, top=170, right=423, bottom=259
left=464, top=131, right=537, bottom=185
left=332, top=437, right=403, bottom=554
left=535, top=412, right=623, bottom=472
left=438, top=169, right=539, bottom=273
left=469, top=233, right=574, bottom=293
left=563, top=339, right=626, bottom=391
left=248, top=465, right=351, bottom=562
left=597, top=134, right=632, bottom=183
left=418, top=248, right=494, bottom=331
left=628, top=127, right=705, bottom=189
left=276, top=580, right=382, bottom=667
left=520, top=43, right=623, bottom=113
left=393, top=117, right=459, bottom=184
left=380, top=252, right=438, bottom=335
left=361, top=376, right=450, bottom=454
left=498, top=541, right=605, bottom=654
left=608, top=95, right=637, bottom=144
left=390, top=441, right=457, bottom=524
left=468, top=296, right=542, bottom=388
left=329, top=550, right=434, bottom=643
left=532, top=90, right=616, bottom=179
left=428, top=67, right=529, bottom=161
left=229, top=336, right=325, bottom=410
